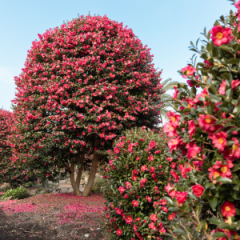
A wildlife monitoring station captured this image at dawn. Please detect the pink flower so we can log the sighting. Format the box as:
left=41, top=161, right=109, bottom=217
left=132, top=200, right=139, bottom=207
left=125, top=215, right=133, bottom=224
left=192, top=184, right=204, bottom=197
left=208, top=168, right=221, bottom=184
left=219, top=80, right=227, bottom=95
left=198, top=114, right=216, bottom=132
left=159, top=199, right=167, bottom=205
left=232, top=79, right=240, bottom=89
left=187, top=145, right=201, bottom=160
left=114, top=147, right=120, bottom=154
left=146, top=196, right=152, bottom=202
left=163, top=122, right=177, bottom=137
left=204, top=60, right=212, bottom=67
left=235, top=0, right=240, bottom=9
left=148, top=222, right=157, bottom=230
left=148, top=155, right=154, bottom=162
left=213, top=160, right=234, bottom=179
left=124, top=194, right=128, bottom=199
left=168, top=137, right=182, bottom=151
left=165, top=183, right=177, bottom=198
left=231, top=137, right=240, bottom=158
left=141, top=165, right=148, bottom=172
left=179, top=164, right=192, bottom=178
left=116, top=229, right=122, bottom=236
left=210, top=25, right=232, bottom=46
left=115, top=208, right=123, bottom=215
left=173, top=86, right=179, bottom=99
left=166, top=112, right=181, bottom=127
left=188, top=120, right=196, bottom=138
left=181, top=65, right=196, bottom=79
left=210, top=131, right=227, bottom=151
left=150, top=214, right=157, bottom=222
left=166, top=157, right=172, bottom=162
left=148, top=140, right=157, bottom=150
left=125, top=181, right=132, bottom=189
left=140, top=178, right=147, bottom=188
left=118, top=186, right=125, bottom=194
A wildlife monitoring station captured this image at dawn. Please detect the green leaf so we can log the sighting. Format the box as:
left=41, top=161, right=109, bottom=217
left=217, top=222, right=236, bottom=230
left=209, top=197, right=218, bottom=211
left=219, top=45, right=233, bottom=53
left=208, top=93, right=220, bottom=103
left=217, top=177, right=232, bottom=184
left=209, top=217, right=221, bottom=225
left=213, top=232, right=227, bottom=238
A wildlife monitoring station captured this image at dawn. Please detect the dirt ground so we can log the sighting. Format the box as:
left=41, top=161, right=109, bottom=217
left=0, top=185, right=110, bottom=240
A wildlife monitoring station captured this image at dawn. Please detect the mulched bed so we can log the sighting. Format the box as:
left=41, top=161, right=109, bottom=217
left=0, top=192, right=110, bottom=240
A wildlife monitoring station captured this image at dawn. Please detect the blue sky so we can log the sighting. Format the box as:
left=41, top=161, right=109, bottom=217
left=0, top=0, right=236, bottom=111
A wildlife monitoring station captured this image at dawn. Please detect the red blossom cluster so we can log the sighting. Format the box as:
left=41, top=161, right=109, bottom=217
left=163, top=4, right=240, bottom=238
left=103, top=127, right=170, bottom=239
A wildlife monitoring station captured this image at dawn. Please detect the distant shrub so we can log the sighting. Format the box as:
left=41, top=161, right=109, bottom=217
left=2, top=187, right=29, bottom=200
left=103, top=126, right=171, bottom=240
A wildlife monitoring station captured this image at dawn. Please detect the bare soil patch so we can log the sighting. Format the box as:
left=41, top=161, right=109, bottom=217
left=0, top=192, right=109, bottom=240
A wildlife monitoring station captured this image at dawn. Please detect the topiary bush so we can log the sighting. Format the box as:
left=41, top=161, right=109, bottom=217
left=102, top=126, right=171, bottom=240
left=2, top=187, right=29, bottom=200
left=163, top=2, right=240, bottom=239
left=12, top=14, right=163, bottom=197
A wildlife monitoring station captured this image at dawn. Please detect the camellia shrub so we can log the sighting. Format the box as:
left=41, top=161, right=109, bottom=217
left=102, top=126, right=171, bottom=240
left=12, top=15, right=163, bottom=196
left=0, top=109, right=29, bottom=188
left=163, top=2, right=240, bottom=239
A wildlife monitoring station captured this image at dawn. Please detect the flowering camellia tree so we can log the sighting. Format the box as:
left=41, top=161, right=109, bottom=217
left=163, top=2, right=240, bottom=239
left=0, top=109, right=29, bottom=187
left=102, top=127, right=170, bottom=239
left=12, top=15, right=163, bottom=196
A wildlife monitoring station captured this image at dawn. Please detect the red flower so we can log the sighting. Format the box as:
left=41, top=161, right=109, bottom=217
left=168, top=213, right=176, bottom=221
left=210, top=131, right=227, bottom=151
left=176, top=191, right=188, bottom=205
left=125, top=215, right=133, bottom=224
left=168, top=137, right=182, bottom=151
left=188, top=120, right=196, bottom=138
left=221, top=201, right=236, bottom=218
left=150, top=214, right=157, bottom=222
left=232, top=79, right=240, bottom=89
left=181, top=65, right=196, bottom=79
left=198, top=114, right=216, bottom=132
left=187, top=145, right=201, bottom=160
left=210, top=25, right=232, bottom=46
left=208, top=168, right=221, bottom=184
left=148, top=222, right=157, bottom=230
left=132, top=200, right=139, bottom=207
left=192, top=184, right=204, bottom=197
left=118, top=186, right=125, bottom=193
left=141, top=165, right=148, bottom=172
left=116, top=229, right=122, bottom=236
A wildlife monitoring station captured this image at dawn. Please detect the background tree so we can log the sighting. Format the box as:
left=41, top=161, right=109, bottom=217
left=12, top=15, right=163, bottom=196
left=0, top=109, right=28, bottom=188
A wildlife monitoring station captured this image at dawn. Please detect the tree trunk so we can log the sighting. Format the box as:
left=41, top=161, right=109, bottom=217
left=76, top=154, right=84, bottom=190
left=82, top=151, right=99, bottom=197
left=70, top=163, right=82, bottom=196
left=42, top=179, right=48, bottom=189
